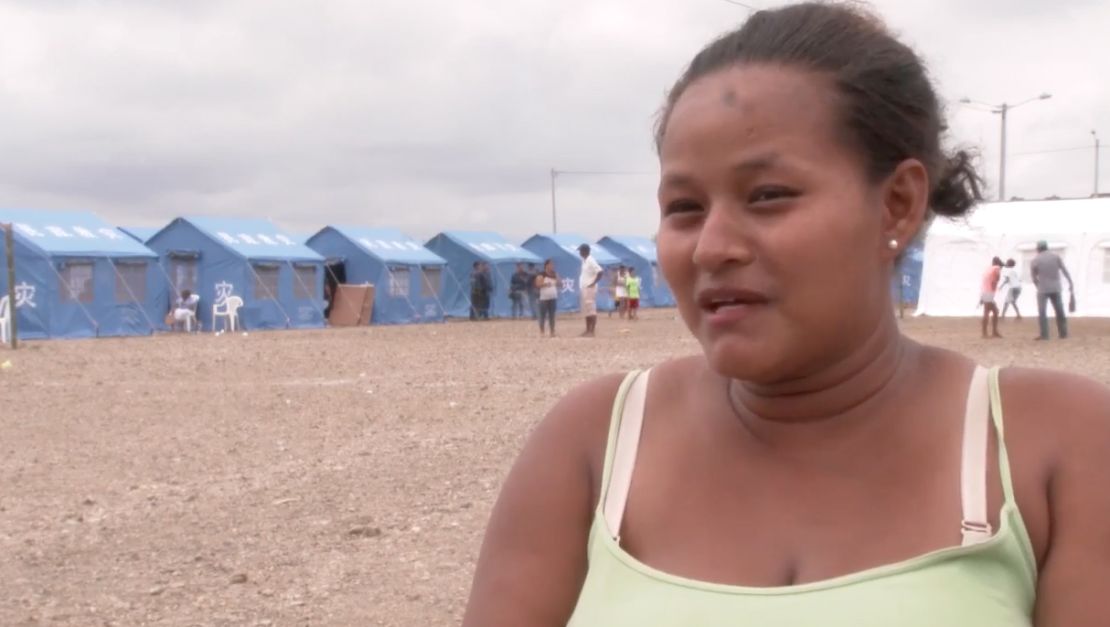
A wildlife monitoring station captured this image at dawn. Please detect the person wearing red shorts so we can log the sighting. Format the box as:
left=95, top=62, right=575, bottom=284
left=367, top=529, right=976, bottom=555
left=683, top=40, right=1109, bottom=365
left=625, top=267, right=643, bottom=320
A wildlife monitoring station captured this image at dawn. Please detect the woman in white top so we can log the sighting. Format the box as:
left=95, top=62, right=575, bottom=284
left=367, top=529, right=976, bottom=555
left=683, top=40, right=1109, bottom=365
left=536, top=259, right=559, bottom=337
left=999, top=258, right=1023, bottom=321
left=613, top=267, right=628, bottom=318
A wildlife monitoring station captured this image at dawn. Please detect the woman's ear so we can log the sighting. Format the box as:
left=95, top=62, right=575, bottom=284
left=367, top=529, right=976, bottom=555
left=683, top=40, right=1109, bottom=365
left=880, top=158, right=929, bottom=256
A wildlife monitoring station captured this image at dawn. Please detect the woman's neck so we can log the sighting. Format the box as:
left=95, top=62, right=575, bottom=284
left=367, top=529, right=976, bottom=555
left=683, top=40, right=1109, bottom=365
left=727, top=315, right=918, bottom=438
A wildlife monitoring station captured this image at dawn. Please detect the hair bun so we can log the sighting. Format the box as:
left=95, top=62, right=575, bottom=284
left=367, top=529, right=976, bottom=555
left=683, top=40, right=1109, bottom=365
left=930, top=150, right=983, bottom=218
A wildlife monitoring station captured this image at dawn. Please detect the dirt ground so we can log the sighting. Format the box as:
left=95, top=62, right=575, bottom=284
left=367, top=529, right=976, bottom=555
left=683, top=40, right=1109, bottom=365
left=3, top=310, right=1110, bottom=626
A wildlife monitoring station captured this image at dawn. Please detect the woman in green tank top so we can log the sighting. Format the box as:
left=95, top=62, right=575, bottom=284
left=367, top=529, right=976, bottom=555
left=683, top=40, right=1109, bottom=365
left=463, top=4, right=1110, bottom=626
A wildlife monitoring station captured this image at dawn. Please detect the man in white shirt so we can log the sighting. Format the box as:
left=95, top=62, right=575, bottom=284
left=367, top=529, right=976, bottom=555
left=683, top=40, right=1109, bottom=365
left=578, top=244, right=603, bottom=337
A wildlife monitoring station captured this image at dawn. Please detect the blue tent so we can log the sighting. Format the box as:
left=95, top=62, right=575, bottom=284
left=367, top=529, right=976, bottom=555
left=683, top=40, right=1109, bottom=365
left=424, top=231, right=542, bottom=318
left=145, top=216, right=326, bottom=330
left=521, top=234, right=622, bottom=313
left=119, top=226, right=161, bottom=244
left=893, top=240, right=925, bottom=307
left=598, top=235, right=675, bottom=307
left=306, top=226, right=447, bottom=325
left=0, top=209, right=168, bottom=339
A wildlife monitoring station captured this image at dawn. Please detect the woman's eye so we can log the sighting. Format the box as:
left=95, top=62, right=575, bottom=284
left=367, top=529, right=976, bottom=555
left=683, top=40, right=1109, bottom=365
left=748, top=186, right=797, bottom=204
left=663, top=200, right=703, bottom=216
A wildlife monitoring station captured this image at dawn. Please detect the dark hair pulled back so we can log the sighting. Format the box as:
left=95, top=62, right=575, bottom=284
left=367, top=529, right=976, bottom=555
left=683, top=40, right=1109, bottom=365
left=655, top=2, right=982, bottom=218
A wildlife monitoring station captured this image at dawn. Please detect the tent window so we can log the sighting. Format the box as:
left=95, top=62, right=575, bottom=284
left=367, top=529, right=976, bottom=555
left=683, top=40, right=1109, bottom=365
left=1103, top=250, right=1110, bottom=284
left=60, top=262, right=95, bottom=303
left=420, top=267, right=441, bottom=297
left=170, top=258, right=198, bottom=295
left=388, top=267, right=410, bottom=298
left=652, top=263, right=662, bottom=289
left=253, top=264, right=281, bottom=300
left=1021, top=251, right=1037, bottom=283
left=1023, top=247, right=1066, bottom=283
left=293, top=265, right=317, bottom=300
left=114, top=262, right=147, bottom=302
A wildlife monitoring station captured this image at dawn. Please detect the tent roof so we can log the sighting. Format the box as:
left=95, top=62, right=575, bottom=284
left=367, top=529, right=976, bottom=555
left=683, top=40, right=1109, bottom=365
left=183, top=216, right=323, bottom=261
left=436, top=230, right=541, bottom=263
left=928, top=198, right=1110, bottom=239
left=319, top=226, right=445, bottom=265
left=527, top=233, right=621, bottom=265
left=119, top=225, right=161, bottom=243
left=0, top=208, right=156, bottom=257
left=602, top=235, right=658, bottom=263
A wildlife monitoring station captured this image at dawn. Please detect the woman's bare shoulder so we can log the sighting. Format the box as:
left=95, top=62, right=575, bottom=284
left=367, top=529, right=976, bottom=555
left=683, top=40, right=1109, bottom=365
left=999, top=366, right=1110, bottom=432
left=541, top=357, right=708, bottom=484
left=998, top=367, right=1110, bottom=622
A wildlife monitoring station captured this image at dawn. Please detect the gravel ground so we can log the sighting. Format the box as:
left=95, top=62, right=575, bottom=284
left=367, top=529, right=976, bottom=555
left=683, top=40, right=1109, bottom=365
left=2, top=310, right=1108, bottom=626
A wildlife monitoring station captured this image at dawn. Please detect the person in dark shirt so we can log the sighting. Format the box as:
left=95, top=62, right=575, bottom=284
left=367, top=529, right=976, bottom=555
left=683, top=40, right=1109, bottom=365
left=510, top=263, right=529, bottom=319
left=1031, top=241, right=1074, bottom=340
left=525, top=263, right=540, bottom=319
left=477, top=262, right=493, bottom=320
left=470, top=261, right=488, bottom=321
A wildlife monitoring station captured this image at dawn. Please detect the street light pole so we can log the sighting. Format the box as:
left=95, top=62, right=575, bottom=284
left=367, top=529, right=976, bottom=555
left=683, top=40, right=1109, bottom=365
left=550, top=168, right=558, bottom=234
left=1094, top=130, right=1101, bottom=197
left=545, top=168, right=654, bottom=234
left=998, top=103, right=1008, bottom=201
left=958, top=93, right=1051, bottom=202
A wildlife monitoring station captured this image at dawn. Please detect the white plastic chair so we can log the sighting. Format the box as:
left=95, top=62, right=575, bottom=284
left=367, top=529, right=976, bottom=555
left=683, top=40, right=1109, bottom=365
left=173, top=294, right=200, bottom=333
left=212, top=295, right=243, bottom=333
left=179, top=310, right=198, bottom=333
left=0, top=295, right=10, bottom=345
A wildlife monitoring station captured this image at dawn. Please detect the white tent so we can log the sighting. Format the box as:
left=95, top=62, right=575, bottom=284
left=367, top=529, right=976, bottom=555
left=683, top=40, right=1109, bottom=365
left=916, top=198, right=1110, bottom=317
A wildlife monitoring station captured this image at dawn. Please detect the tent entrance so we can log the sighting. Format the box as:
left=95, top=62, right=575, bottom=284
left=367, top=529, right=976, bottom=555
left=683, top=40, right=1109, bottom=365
left=324, top=261, right=347, bottom=319
left=169, top=256, right=199, bottom=298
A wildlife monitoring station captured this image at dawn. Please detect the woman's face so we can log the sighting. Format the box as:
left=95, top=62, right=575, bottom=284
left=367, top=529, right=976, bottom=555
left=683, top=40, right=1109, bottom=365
left=656, top=65, right=895, bottom=382
left=545, top=261, right=554, bottom=274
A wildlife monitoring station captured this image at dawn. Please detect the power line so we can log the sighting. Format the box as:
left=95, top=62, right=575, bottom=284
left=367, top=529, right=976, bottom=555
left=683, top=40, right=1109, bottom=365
left=553, top=170, right=654, bottom=177
left=721, top=0, right=761, bottom=10
left=1011, top=144, right=1106, bottom=157
left=549, top=168, right=655, bottom=233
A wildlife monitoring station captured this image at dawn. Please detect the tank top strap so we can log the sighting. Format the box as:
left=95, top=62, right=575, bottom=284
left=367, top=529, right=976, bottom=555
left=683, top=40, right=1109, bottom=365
left=599, top=369, right=652, bottom=543
left=960, top=366, right=993, bottom=545
left=987, top=366, right=1018, bottom=506
left=961, top=365, right=1019, bottom=546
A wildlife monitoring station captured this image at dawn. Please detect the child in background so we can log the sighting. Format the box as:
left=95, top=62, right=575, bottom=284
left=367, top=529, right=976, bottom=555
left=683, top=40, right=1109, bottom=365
left=625, top=267, right=642, bottom=321
left=614, top=266, right=628, bottom=318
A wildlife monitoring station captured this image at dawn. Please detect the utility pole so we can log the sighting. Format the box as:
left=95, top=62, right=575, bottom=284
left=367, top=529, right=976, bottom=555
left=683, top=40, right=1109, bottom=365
left=547, top=168, right=654, bottom=234
left=1094, top=130, right=1101, bottom=197
left=549, top=168, right=558, bottom=234
left=998, top=103, right=1008, bottom=201
left=958, top=93, right=1051, bottom=202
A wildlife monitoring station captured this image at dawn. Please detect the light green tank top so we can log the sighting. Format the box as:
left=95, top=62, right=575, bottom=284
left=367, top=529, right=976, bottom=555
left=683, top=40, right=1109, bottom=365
left=568, top=367, right=1037, bottom=626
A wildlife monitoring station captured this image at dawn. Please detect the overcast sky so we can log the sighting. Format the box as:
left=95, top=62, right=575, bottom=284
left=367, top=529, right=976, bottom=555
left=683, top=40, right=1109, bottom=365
left=1, top=0, right=1106, bottom=242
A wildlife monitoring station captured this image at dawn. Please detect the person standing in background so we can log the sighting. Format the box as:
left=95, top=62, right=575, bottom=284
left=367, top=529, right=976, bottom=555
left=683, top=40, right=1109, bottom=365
left=612, top=266, right=628, bottom=319
left=577, top=244, right=603, bottom=337
left=998, top=258, right=1022, bottom=321
left=468, top=261, right=483, bottom=321
left=536, top=259, right=558, bottom=337
left=510, top=263, right=529, bottom=319
left=625, top=267, right=642, bottom=321
left=979, top=257, right=1003, bottom=339
left=525, top=263, right=540, bottom=319
left=470, top=261, right=492, bottom=320
left=1031, top=241, right=1074, bottom=340
left=479, top=262, right=493, bottom=320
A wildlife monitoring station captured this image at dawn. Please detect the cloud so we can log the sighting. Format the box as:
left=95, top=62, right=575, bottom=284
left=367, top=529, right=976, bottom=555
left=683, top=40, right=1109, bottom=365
left=0, top=0, right=1106, bottom=241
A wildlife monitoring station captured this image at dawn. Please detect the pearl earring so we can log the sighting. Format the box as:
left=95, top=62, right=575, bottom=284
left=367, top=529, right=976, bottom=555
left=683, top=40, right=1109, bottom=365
left=888, top=239, right=899, bottom=251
